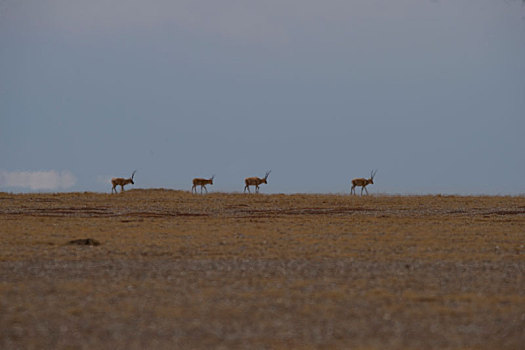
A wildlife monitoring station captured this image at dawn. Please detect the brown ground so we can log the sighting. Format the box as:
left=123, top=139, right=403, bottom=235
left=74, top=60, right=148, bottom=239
left=0, top=190, right=524, bottom=349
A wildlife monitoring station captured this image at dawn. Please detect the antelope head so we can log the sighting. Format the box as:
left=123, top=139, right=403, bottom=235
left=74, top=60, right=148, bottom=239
left=263, top=170, right=271, bottom=184
left=369, top=170, right=377, bottom=184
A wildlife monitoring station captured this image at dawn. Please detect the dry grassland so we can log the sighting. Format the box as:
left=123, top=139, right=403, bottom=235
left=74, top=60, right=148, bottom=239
left=1, top=190, right=524, bottom=349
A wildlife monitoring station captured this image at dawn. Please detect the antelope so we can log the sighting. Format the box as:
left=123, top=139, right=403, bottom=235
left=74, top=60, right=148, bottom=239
left=192, top=175, right=215, bottom=194
left=351, top=170, right=377, bottom=195
left=111, top=170, right=136, bottom=194
left=244, top=170, right=271, bottom=193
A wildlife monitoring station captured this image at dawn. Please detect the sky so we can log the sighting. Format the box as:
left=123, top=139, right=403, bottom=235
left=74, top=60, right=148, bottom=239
left=1, top=0, right=524, bottom=194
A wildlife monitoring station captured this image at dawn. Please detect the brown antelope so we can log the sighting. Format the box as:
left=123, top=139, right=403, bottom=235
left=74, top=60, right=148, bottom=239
left=192, top=175, right=215, bottom=194
left=111, top=170, right=136, bottom=194
left=351, top=170, right=377, bottom=195
left=244, top=170, right=271, bottom=193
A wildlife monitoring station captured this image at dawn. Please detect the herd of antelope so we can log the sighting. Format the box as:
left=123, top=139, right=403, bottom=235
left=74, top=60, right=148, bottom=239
left=111, top=169, right=377, bottom=195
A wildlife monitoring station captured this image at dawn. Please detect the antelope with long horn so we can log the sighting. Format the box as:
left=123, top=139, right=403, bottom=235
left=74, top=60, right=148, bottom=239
left=351, top=170, right=377, bottom=195
left=244, top=170, right=271, bottom=193
left=111, top=170, right=136, bottom=194
left=192, top=175, right=215, bottom=194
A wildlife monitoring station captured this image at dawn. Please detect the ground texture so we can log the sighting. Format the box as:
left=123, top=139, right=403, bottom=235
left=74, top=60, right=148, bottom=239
left=1, top=190, right=524, bottom=349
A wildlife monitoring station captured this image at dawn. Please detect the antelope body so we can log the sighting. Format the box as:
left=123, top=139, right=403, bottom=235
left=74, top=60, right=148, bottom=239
left=192, top=175, right=214, bottom=194
left=244, top=171, right=271, bottom=193
left=351, top=170, right=377, bottom=195
left=111, top=171, right=136, bottom=194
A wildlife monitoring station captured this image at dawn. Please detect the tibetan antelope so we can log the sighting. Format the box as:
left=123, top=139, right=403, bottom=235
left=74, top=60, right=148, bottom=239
left=244, top=170, right=271, bottom=193
left=192, top=175, right=215, bottom=194
left=351, top=170, right=377, bottom=195
left=111, top=170, right=136, bottom=194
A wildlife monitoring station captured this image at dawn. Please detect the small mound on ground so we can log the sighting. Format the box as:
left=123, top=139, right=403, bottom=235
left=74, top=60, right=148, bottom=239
left=68, top=238, right=100, bottom=246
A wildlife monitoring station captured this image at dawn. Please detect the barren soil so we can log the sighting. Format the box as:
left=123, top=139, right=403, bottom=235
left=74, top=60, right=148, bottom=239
left=1, top=190, right=524, bottom=349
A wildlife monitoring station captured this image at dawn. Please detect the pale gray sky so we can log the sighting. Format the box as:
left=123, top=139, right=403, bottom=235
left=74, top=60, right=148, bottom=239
left=1, top=0, right=524, bottom=194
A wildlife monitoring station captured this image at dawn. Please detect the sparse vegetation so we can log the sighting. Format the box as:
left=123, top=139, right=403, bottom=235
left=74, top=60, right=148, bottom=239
left=0, top=190, right=523, bottom=349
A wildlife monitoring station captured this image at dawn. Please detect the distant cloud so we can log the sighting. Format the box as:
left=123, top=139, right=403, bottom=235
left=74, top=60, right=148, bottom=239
left=0, top=170, right=77, bottom=190
left=96, top=175, right=112, bottom=185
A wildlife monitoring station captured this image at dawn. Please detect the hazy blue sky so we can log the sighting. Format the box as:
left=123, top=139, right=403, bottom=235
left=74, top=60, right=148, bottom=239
left=1, top=0, right=524, bottom=194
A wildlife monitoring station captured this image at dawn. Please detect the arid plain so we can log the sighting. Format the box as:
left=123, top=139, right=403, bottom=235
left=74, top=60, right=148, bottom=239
left=1, top=190, right=524, bottom=349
